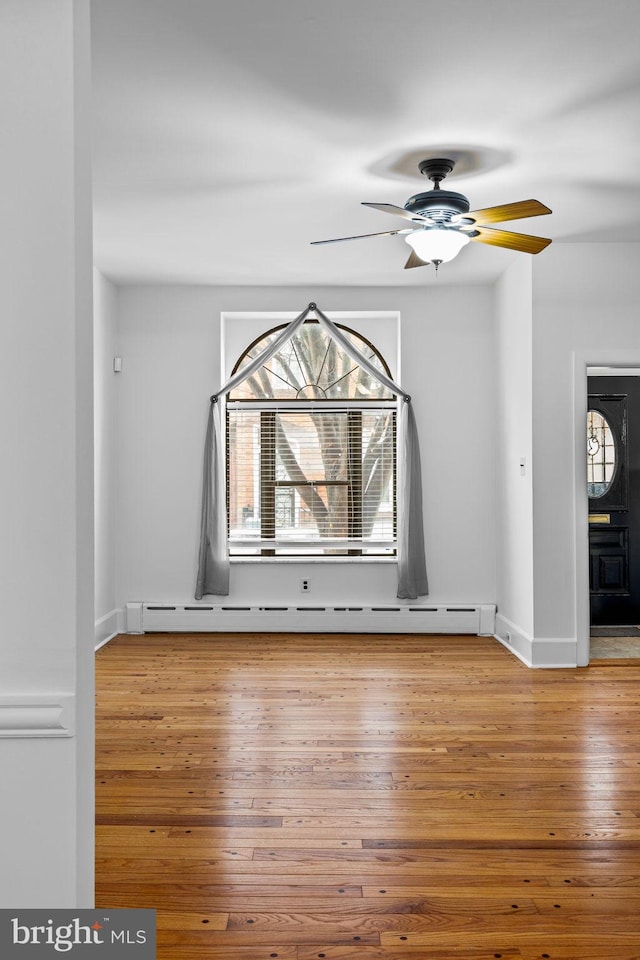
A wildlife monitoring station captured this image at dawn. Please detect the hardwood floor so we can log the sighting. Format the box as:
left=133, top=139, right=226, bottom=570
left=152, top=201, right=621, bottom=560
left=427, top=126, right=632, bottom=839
left=95, top=633, right=640, bottom=959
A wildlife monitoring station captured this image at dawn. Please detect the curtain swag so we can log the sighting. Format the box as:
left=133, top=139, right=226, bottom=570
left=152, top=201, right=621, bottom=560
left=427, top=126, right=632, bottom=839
left=195, top=302, right=428, bottom=600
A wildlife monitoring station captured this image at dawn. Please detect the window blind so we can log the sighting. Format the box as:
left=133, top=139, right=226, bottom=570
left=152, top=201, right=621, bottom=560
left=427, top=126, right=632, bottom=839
left=227, top=406, right=396, bottom=557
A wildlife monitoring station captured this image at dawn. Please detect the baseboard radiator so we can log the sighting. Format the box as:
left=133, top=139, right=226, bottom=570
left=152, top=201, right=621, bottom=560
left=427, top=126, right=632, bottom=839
left=127, top=602, right=496, bottom=636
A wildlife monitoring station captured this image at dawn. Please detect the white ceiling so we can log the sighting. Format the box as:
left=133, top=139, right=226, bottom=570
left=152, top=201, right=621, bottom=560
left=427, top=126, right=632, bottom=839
left=91, top=0, right=640, bottom=287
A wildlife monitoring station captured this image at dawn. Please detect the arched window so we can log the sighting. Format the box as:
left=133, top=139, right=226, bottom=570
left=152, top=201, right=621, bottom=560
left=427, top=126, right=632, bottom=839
left=226, top=320, right=397, bottom=557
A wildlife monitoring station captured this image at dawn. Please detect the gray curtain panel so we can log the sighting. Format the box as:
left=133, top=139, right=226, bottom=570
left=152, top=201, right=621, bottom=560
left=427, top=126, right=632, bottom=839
left=195, top=304, right=428, bottom=600
left=314, top=307, right=427, bottom=600
left=396, top=400, right=428, bottom=599
left=195, top=304, right=312, bottom=600
left=195, top=401, right=229, bottom=598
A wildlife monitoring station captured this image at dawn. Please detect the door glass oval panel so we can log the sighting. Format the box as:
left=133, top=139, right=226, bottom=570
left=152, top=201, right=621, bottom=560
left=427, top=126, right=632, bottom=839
left=587, top=410, right=617, bottom=498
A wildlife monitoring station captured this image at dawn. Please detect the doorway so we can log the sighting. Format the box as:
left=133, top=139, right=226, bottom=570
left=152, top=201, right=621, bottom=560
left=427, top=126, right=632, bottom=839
left=588, top=374, right=640, bottom=658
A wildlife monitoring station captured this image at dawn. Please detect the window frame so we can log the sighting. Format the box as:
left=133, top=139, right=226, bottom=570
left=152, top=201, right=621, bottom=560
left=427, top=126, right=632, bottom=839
left=224, top=318, right=398, bottom=560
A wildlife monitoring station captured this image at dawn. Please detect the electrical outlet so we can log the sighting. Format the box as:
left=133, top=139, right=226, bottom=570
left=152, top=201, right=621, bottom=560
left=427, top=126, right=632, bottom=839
left=301, top=578, right=310, bottom=593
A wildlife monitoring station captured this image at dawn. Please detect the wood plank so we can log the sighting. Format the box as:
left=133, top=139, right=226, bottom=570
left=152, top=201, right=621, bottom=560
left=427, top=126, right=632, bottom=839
left=96, top=813, right=282, bottom=827
left=297, top=949, right=523, bottom=960
left=157, top=911, right=228, bottom=931
left=153, top=949, right=298, bottom=960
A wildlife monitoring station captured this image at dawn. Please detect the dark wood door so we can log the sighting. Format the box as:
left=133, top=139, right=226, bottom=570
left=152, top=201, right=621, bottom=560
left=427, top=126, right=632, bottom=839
left=588, top=376, right=640, bottom=625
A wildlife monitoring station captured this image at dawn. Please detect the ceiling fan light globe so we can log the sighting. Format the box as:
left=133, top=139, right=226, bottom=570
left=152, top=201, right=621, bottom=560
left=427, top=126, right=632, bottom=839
left=405, top=228, right=470, bottom=264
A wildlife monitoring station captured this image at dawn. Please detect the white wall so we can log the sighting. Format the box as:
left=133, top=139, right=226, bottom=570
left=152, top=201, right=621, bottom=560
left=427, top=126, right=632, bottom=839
left=114, top=284, right=497, bottom=610
left=94, top=270, right=119, bottom=644
left=532, top=243, right=640, bottom=665
left=0, top=0, right=94, bottom=906
left=494, top=258, right=535, bottom=652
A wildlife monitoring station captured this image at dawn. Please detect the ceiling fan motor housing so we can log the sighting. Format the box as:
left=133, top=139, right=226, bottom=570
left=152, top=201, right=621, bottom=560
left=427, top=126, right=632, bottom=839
left=404, top=190, right=470, bottom=222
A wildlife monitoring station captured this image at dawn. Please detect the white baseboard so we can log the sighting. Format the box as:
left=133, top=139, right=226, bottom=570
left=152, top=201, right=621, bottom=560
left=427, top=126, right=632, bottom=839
left=94, top=608, right=123, bottom=649
left=494, top=612, right=578, bottom=668
left=94, top=631, right=119, bottom=651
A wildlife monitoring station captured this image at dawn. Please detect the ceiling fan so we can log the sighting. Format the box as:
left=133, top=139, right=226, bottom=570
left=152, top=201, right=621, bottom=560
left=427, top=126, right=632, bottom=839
left=311, top=158, right=552, bottom=271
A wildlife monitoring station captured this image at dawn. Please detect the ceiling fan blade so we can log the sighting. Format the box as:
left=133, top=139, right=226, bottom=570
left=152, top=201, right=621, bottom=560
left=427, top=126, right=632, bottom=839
left=404, top=249, right=427, bottom=269
left=362, top=202, right=430, bottom=223
left=311, top=228, right=410, bottom=245
left=460, top=199, right=551, bottom=226
left=469, top=225, right=552, bottom=254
